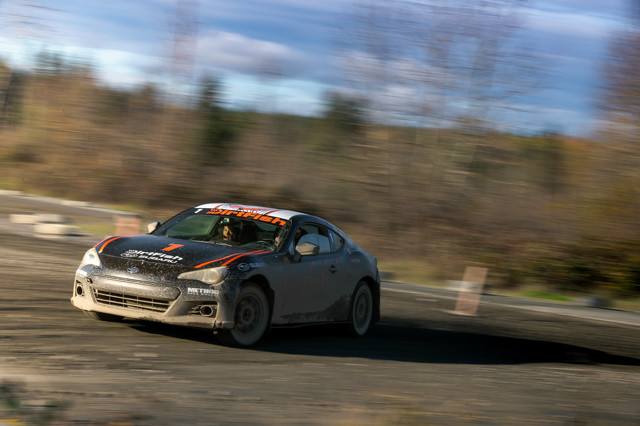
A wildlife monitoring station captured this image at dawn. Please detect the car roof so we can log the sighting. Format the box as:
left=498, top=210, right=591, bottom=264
left=195, top=203, right=305, bottom=221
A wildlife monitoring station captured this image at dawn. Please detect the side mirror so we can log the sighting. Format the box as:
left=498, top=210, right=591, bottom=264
left=295, top=241, right=319, bottom=257
left=147, top=221, right=161, bottom=233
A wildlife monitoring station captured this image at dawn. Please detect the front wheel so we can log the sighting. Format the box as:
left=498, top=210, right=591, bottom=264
left=216, top=283, right=270, bottom=347
left=348, top=281, right=373, bottom=337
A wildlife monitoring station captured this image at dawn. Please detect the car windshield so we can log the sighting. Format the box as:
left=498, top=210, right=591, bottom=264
left=154, top=208, right=291, bottom=250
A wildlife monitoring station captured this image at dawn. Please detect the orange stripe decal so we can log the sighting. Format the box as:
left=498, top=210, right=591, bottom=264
left=221, top=250, right=269, bottom=266
left=195, top=253, right=239, bottom=269
left=97, top=236, right=123, bottom=252
left=94, top=236, right=111, bottom=248
left=195, top=250, right=270, bottom=269
left=162, top=243, right=184, bottom=251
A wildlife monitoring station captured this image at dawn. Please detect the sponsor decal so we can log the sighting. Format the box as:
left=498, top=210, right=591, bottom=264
left=238, top=262, right=265, bottom=272
left=187, top=287, right=218, bottom=296
left=121, top=250, right=184, bottom=264
left=226, top=205, right=275, bottom=214
left=205, top=208, right=287, bottom=226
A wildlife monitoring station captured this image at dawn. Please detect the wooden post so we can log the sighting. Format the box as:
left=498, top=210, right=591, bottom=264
left=114, top=217, right=142, bottom=236
left=451, top=266, right=488, bottom=316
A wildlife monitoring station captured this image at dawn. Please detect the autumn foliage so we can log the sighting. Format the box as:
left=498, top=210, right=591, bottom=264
left=0, top=58, right=639, bottom=296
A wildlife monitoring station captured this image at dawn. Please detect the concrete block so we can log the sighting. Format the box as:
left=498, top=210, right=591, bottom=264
left=9, top=214, right=38, bottom=224
left=34, top=223, right=79, bottom=236
left=575, top=296, right=610, bottom=308
left=34, top=213, right=70, bottom=224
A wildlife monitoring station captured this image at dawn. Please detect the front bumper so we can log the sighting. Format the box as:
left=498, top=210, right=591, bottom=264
left=71, top=268, right=236, bottom=329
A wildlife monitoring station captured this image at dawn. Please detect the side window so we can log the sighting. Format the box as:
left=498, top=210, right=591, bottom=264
left=300, top=224, right=323, bottom=236
left=291, top=223, right=332, bottom=254
left=328, top=229, right=345, bottom=252
left=290, top=224, right=313, bottom=253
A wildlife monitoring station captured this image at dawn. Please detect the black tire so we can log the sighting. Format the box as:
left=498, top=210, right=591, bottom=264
left=216, top=283, right=270, bottom=347
left=348, top=281, right=373, bottom=337
left=83, top=311, right=123, bottom=322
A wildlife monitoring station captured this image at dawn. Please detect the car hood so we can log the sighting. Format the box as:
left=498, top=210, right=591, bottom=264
left=95, top=234, right=272, bottom=269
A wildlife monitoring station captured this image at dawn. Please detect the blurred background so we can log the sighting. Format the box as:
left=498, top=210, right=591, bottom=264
left=0, top=0, right=639, bottom=302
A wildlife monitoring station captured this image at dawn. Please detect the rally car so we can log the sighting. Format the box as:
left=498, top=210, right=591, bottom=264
left=71, top=203, right=380, bottom=346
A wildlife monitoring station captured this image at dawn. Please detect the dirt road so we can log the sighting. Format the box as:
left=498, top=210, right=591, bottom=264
left=0, top=195, right=639, bottom=424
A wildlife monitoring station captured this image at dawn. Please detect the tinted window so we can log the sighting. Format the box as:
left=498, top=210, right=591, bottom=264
left=154, top=209, right=289, bottom=250
left=292, top=223, right=344, bottom=254
left=328, top=229, right=345, bottom=252
left=300, top=224, right=324, bottom=236
left=162, top=214, right=216, bottom=239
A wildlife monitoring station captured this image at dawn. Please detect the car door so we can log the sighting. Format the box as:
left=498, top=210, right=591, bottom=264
left=273, top=223, right=350, bottom=325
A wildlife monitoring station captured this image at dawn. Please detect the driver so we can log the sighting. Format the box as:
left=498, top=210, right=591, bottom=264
left=222, top=224, right=239, bottom=242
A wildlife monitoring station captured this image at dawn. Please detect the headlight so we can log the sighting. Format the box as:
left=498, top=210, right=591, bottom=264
left=80, top=248, right=102, bottom=269
left=178, top=266, right=227, bottom=285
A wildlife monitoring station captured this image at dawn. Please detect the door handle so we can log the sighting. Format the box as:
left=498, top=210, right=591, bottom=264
left=329, top=264, right=338, bottom=273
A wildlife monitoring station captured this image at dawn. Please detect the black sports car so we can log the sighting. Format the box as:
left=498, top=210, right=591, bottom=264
left=71, top=203, right=380, bottom=346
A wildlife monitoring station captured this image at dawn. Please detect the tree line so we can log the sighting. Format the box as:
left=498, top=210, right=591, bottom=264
left=0, top=0, right=639, bottom=298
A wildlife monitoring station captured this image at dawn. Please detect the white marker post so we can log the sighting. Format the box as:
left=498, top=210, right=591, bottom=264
left=451, top=266, right=488, bottom=316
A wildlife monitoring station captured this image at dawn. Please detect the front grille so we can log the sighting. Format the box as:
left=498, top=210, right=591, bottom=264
left=93, top=289, right=173, bottom=313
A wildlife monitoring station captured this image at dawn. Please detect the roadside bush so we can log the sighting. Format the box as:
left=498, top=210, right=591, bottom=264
left=533, top=238, right=640, bottom=296
left=535, top=257, right=603, bottom=293
left=475, top=241, right=554, bottom=289
left=475, top=238, right=640, bottom=297
left=1, top=381, right=70, bottom=425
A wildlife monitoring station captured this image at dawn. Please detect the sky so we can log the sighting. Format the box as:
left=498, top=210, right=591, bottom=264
left=0, top=0, right=633, bottom=137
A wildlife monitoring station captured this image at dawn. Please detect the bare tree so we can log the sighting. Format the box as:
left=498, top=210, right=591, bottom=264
left=598, top=0, right=640, bottom=139
left=0, top=1, right=59, bottom=124
left=591, top=0, right=640, bottom=239
left=336, top=0, right=541, bottom=130
left=166, top=0, right=199, bottom=100
left=334, top=0, right=545, bottom=230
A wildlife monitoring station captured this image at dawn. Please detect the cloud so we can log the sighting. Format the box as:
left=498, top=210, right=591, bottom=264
left=0, top=0, right=630, bottom=137
left=527, top=5, right=625, bottom=40
left=534, top=0, right=628, bottom=20
left=196, top=29, right=311, bottom=78
left=201, top=0, right=346, bottom=22
left=488, top=100, right=596, bottom=136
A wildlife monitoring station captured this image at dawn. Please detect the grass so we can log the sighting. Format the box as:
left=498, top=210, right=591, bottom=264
left=490, top=284, right=578, bottom=304
left=377, top=259, right=445, bottom=286
left=74, top=223, right=116, bottom=238
left=519, top=290, right=572, bottom=302
left=377, top=261, right=640, bottom=313
left=1, top=381, right=70, bottom=425
left=610, top=297, right=640, bottom=312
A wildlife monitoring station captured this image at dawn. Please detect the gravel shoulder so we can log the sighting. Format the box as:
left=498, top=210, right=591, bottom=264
left=1, top=193, right=639, bottom=425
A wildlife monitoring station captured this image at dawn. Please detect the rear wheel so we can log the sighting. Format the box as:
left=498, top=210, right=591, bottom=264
left=216, top=283, right=270, bottom=347
left=83, top=311, right=123, bottom=322
left=348, top=281, right=373, bottom=337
